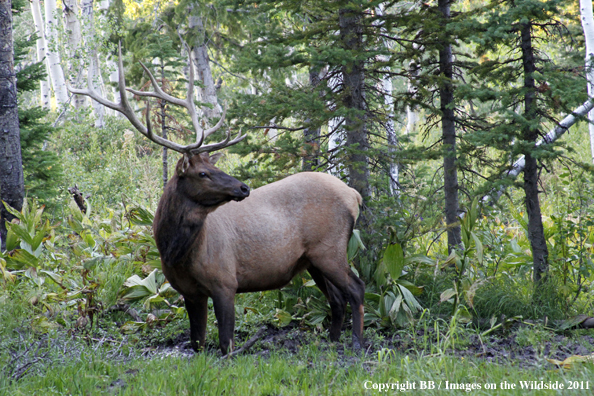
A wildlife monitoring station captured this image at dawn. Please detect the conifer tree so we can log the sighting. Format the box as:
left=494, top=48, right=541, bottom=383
left=467, top=0, right=585, bottom=286
left=0, top=0, right=23, bottom=250
left=14, top=1, right=64, bottom=205
left=224, top=0, right=397, bottom=204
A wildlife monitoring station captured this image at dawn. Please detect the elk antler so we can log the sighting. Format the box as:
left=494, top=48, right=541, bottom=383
left=68, top=42, right=245, bottom=155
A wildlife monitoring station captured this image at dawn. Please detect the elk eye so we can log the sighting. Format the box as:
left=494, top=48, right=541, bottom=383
left=198, top=172, right=208, bottom=178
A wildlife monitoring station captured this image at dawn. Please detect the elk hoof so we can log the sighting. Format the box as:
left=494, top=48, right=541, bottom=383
left=352, top=337, right=363, bottom=351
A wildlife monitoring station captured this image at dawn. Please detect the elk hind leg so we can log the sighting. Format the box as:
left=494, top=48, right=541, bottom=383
left=308, top=267, right=347, bottom=342
left=308, top=255, right=365, bottom=349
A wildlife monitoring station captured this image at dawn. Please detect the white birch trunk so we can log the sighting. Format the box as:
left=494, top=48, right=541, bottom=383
left=327, top=70, right=343, bottom=176
left=44, top=0, right=69, bottom=105
left=484, top=99, right=594, bottom=204
left=580, top=0, right=594, bottom=163
left=63, top=0, right=86, bottom=109
left=377, top=4, right=398, bottom=194
left=188, top=12, right=222, bottom=123
left=405, top=59, right=420, bottom=134
left=81, top=0, right=105, bottom=127
left=30, top=0, right=50, bottom=108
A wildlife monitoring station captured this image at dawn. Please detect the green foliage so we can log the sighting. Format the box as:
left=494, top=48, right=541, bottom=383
left=0, top=199, right=163, bottom=331
left=13, top=22, right=64, bottom=206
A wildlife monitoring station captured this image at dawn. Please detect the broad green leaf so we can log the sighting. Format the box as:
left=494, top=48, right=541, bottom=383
left=455, top=305, right=473, bottom=324
left=5, top=249, right=39, bottom=269
left=5, top=227, right=19, bottom=251
left=399, top=284, right=422, bottom=312
left=397, top=279, right=424, bottom=296
left=39, top=270, right=63, bottom=286
left=440, top=288, right=457, bottom=303
left=144, top=294, right=165, bottom=310
left=441, top=252, right=459, bottom=269
left=404, top=254, right=436, bottom=267
left=374, top=260, right=387, bottom=287
left=120, top=285, right=154, bottom=302
left=558, top=315, right=590, bottom=331
left=388, top=293, right=402, bottom=323
left=364, top=292, right=381, bottom=304
left=128, top=206, right=155, bottom=226
left=82, top=232, right=96, bottom=249
left=383, top=242, right=404, bottom=280
left=121, top=321, right=145, bottom=334
left=9, top=223, right=34, bottom=245
left=2, top=201, right=22, bottom=219
left=274, top=308, right=293, bottom=327
left=347, top=229, right=365, bottom=261
left=31, top=316, right=60, bottom=333
left=471, top=231, right=484, bottom=265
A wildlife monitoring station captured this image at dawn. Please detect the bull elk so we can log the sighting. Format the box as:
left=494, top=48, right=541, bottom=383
left=69, top=44, right=365, bottom=355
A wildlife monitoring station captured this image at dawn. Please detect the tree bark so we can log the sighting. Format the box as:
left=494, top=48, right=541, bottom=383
left=188, top=11, right=221, bottom=122
left=29, top=0, right=50, bottom=109
left=580, top=0, right=594, bottom=164
left=44, top=0, right=69, bottom=105
left=483, top=98, right=594, bottom=204
left=302, top=66, right=321, bottom=171
left=520, top=22, right=549, bottom=284
left=63, top=0, right=86, bottom=109
left=160, top=58, right=168, bottom=190
left=376, top=4, right=398, bottom=194
left=0, top=0, right=24, bottom=250
left=438, top=0, right=461, bottom=253
left=81, top=0, right=105, bottom=127
left=339, top=6, right=370, bottom=200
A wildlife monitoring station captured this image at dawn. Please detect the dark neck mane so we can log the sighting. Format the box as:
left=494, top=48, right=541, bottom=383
left=154, top=177, right=206, bottom=267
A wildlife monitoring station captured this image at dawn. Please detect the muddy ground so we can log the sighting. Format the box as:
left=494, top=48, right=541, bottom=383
left=147, top=323, right=594, bottom=368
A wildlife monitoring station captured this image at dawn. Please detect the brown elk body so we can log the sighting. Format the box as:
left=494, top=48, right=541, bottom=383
left=68, top=44, right=365, bottom=355
left=154, top=153, right=365, bottom=354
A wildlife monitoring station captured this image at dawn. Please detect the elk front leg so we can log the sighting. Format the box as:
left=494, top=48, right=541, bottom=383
left=185, top=295, right=208, bottom=352
left=211, top=290, right=236, bottom=355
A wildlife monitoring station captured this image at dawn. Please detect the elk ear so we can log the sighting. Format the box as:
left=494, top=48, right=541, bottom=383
left=209, top=152, right=224, bottom=165
left=176, top=153, right=193, bottom=176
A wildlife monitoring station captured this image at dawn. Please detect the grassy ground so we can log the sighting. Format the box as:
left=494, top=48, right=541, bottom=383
left=2, top=314, right=594, bottom=396
left=1, top=336, right=593, bottom=395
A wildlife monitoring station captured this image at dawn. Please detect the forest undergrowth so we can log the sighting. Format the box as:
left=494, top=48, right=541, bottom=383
left=2, top=115, right=594, bottom=393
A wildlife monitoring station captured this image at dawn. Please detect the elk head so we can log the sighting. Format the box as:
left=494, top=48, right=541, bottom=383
left=175, top=152, right=250, bottom=208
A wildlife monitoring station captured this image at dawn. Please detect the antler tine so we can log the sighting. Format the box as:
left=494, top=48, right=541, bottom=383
left=192, top=127, right=247, bottom=154
left=68, top=41, right=242, bottom=156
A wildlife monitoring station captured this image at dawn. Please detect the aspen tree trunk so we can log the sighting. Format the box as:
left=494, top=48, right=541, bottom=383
left=406, top=42, right=422, bottom=134
left=520, top=22, right=549, bottom=284
left=188, top=11, right=221, bottom=122
left=438, top=0, right=461, bottom=253
left=29, top=0, right=50, bottom=108
left=327, top=70, right=344, bottom=176
left=44, top=0, right=69, bottom=105
left=580, top=0, right=594, bottom=164
left=63, top=0, right=86, bottom=109
left=376, top=3, right=398, bottom=194
left=339, top=6, right=370, bottom=202
left=81, top=0, right=104, bottom=127
left=0, top=0, right=24, bottom=250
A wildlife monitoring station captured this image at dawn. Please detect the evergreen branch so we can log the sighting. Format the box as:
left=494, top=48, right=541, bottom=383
left=483, top=99, right=594, bottom=204
left=250, top=125, right=306, bottom=131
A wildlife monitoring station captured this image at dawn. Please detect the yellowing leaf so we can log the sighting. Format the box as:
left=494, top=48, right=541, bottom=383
left=547, top=354, right=594, bottom=369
